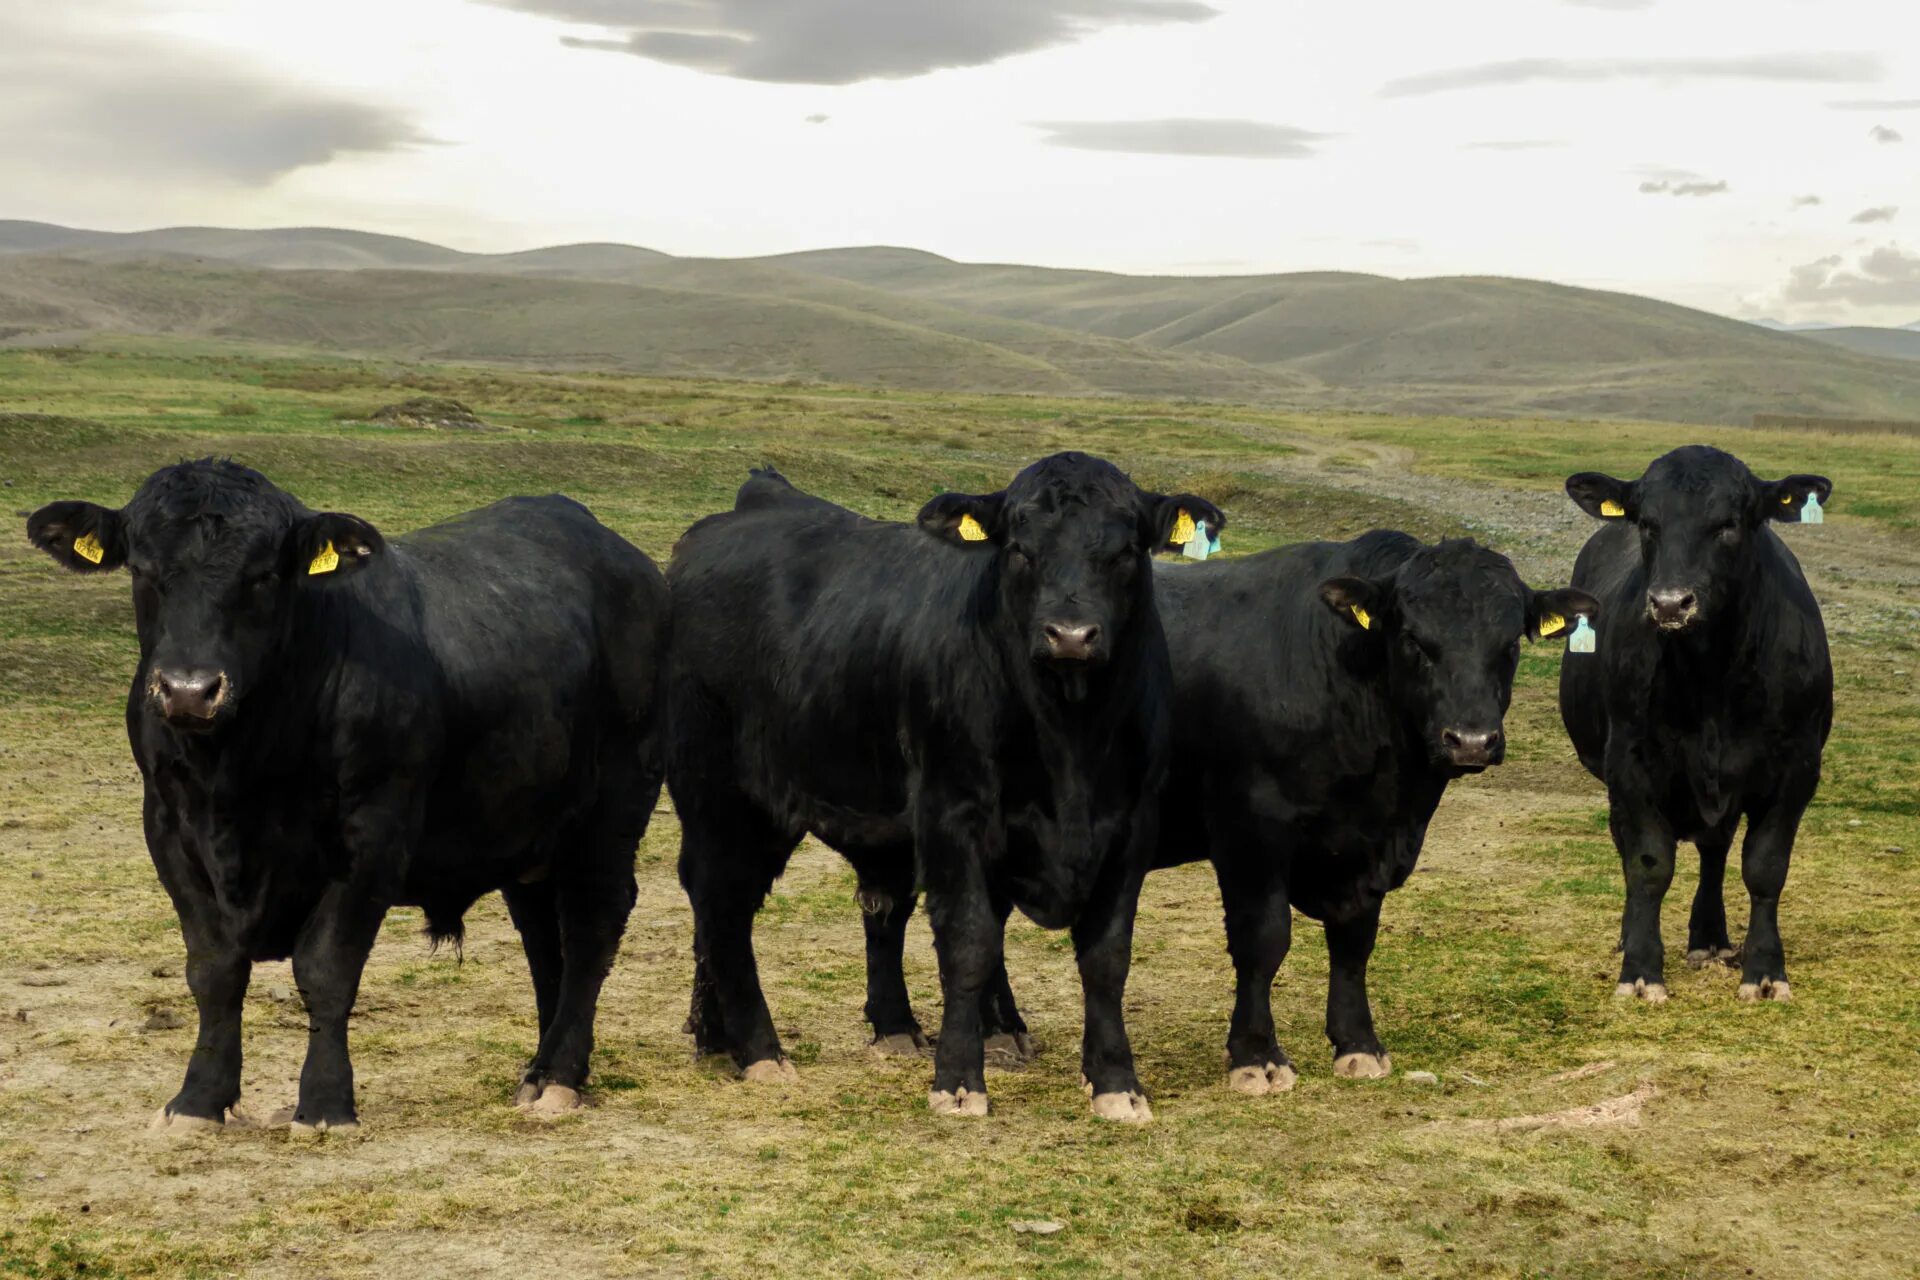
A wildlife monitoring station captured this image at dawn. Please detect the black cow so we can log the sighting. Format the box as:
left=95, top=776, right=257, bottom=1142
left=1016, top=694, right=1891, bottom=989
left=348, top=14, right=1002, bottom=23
left=27, top=460, right=668, bottom=1133
left=1561, top=446, right=1831, bottom=1003
left=667, top=455, right=1221, bottom=1121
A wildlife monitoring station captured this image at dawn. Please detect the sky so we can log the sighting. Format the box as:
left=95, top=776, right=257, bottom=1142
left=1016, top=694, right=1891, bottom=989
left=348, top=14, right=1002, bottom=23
left=2, top=0, right=1917, bottom=325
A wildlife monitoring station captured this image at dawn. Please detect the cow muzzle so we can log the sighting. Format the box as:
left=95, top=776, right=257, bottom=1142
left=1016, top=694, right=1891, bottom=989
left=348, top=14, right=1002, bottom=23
left=1439, top=726, right=1504, bottom=769
left=1645, top=588, right=1701, bottom=631
left=150, top=668, right=230, bottom=729
left=1039, top=620, right=1103, bottom=663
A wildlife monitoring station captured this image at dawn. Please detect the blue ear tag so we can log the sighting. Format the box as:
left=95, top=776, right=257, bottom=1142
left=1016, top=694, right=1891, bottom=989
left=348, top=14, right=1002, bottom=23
left=1568, top=614, right=1596, bottom=654
left=1182, top=521, right=1213, bottom=561
left=1208, top=531, right=1222, bottom=555
left=1800, top=493, right=1824, bottom=525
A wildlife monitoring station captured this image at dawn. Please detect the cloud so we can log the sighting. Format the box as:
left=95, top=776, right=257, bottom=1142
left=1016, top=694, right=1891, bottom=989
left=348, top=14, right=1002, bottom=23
left=1851, top=206, right=1899, bottom=224
left=1381, top=52, right=1880, bottom=97
left=1638, top=178, right=1728, bottom=197
left=1792, top=194, right=1823, bottom=207
left=0, top=7, right=427, bottom=186
left=804, top=113, right=829, bottom=124
left=1870, top=124, right=1905, bottom=143
left=1829, top=97, right=1920, bottom=110
left=1779, top=245, right=1920, bottom=309
left=1564, top=0, right=1653, bottom=8
left=1030, top=119, right=1328, bottom=159
left=1463, top=139, right=1566, bottom=151
left=495, top=0, right=1219, bottom=84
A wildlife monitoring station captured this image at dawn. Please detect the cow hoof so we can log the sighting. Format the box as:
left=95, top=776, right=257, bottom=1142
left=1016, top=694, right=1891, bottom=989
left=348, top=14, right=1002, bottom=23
left=288, top=1118, right=360, bottom=1140
left=742, top=1057, right=799, bottom=1084
left=1228, top=1062, right=1297, bottom=1096
left=1685, top=946, right=1739, bottom=969
left=928, top=1087, right=989, bottom=1117
left=1334, top=1052, right=1393, bottom=1079
left=1090, top=1091, right=1154, bottom=1123
left=515, top=1083, right=583, bottom=1116
left=146, top=1106, right=227, bottom=1135
left=1738, top=978, right=1792, bottom=1003
left=870, top=1032, right=929, bottom=1058
left=984, top=1032, right=1037, bottom=1065
left=1614, top=979, right=1669, bottom=1004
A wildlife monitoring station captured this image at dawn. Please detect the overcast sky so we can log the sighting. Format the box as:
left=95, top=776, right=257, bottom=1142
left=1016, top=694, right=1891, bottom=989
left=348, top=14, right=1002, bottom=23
left=3, top=0, right=1917, bottom=324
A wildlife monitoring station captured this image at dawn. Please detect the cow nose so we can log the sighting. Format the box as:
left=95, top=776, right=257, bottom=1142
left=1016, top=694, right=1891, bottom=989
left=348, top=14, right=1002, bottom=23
left=1440, top=727, right=1503, bottom=767
left=1042, top=621, right=1101, bottom=661
left=1646, top=588, right=1699, bottom=630
left=154, top=669, right=227, bottom=722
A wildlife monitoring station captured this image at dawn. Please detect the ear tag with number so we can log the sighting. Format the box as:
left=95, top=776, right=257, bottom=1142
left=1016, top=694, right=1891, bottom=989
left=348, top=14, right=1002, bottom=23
left=1170, top=508, right=1197, bottom=547
left=73, top=531, right=105, bottom=565
left=308, top=540, right=340, bottom=575
left=957, top=513, right=988, bottom=542
left=1182, top=520, right=1213, bottom=561
left=1600, top=500, right=1626, bottom=518
left=1351, top=604, right=1372, bottom=631
left=1568, top=614, right=1596, bottom=654
left=1537, top=612, right=1567, bottom=638
left=1799, top=493, right=1824, bottom=525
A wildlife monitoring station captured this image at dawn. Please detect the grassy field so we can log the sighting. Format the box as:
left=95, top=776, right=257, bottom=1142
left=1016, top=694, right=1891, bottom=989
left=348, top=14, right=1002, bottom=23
left=1, top=341, right=1917, bottom=1278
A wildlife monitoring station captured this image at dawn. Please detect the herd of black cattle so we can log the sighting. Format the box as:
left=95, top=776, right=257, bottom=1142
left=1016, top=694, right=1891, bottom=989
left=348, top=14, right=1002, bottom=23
left=24, top=443, right=1832, bottom=1132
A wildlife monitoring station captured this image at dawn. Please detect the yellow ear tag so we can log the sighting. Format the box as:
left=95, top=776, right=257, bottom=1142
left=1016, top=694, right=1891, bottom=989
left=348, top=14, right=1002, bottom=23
left=956, top=513, right=988, bottom=542
left=1351, top=604, right=1372, bottom=630
left=1599, top=500, right=1626, bottom=518
left=72, top=531, right=105, bottom=564
left=308, top=540, right=340, bottom=575
left=1170, top=508, right=1197, bottom=546
left=1538, top=612, right=1567, bottom=637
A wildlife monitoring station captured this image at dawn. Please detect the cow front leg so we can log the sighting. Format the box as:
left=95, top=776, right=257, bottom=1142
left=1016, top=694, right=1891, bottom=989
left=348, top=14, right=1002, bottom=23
left=1612, top=801, right=1677, bottom=1002
left=923, top=885, right=998, bottom=1116
left=1215, top=855, right=1295, bottom=1095
left=1686, top=815, right=1741, bottom=967
left=152, top=917, right=250, bottom=1133
left=1737, top=781, right=1813, bottom=1002
left=284, top=881, right=388, bottom=1135
left=1073, top=862, right=1151, bottom=1123
left=1325, top=902, right=1391, bottom=1078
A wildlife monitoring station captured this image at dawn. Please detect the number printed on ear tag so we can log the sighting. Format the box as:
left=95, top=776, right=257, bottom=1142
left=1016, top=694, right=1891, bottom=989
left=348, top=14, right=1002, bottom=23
left=1537, top=612, right=1567, bottom=638
left=308, top=540, right=340, bottom=575
left=1170, top=509, right=1197, bottom=546
left=1600, top=500, right=1626, bottom=518
left=73, top=531, right=105, bottom=564
left=957, top=513, right=988, bottom=542
left=1568, top=615, right=1596, bottom=654
left=1351, top=604, right=1372, bottom=631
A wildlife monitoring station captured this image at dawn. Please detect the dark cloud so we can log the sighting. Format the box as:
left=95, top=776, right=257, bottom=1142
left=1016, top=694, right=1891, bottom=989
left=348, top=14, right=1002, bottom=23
left=1870, top=124, right=1905, bottom=143
left=1463, top=139, right=1566, bottom=151
left=1382, top=52, right=1880, bottom=97
left=1829, top=97, right=1920, bottom=110
left=1851, top=206, right=1899, bottom=224
left=1780, top=245, right=1920, bottom=308
left=0, top=8, right=427, bottom=185
left=1029, top=119, right=1328, bottom=159
left=1638, top=178, right=1728, bottom=197
left=496, top=0, right=1219, bottom=84
left=1792, top=194, right=1822, bottom=207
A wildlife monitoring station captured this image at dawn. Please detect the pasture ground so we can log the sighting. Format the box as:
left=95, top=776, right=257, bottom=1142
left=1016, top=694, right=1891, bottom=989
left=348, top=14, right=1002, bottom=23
left=1, top=340, right=1917, bottom=1278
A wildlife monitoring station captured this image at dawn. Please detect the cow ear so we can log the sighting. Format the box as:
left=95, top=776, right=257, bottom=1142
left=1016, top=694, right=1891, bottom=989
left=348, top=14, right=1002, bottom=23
left=1319, top=577, right=1382, bottom=632
left=1761, top=474, right=1832, bottom=523
left=27, top=500, right=127, bottom=574
left=1565, top=472, right=1632, bottom=521
left=293, top=511, right=384, bottom=581
left=917, top=490, right=1006, bottom=547
left=1527, top=586, right=1600, bottom=641
left=1145, top=493, right=1227, bottom=554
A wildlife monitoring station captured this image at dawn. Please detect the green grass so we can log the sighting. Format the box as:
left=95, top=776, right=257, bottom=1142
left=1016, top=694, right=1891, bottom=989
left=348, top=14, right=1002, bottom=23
left=2, top=343, right=1919, bottom=1278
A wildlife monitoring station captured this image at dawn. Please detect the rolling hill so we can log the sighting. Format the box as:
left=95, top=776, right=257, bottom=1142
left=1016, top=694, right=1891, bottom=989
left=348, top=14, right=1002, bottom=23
left=1797, top=325, right=1920, bottom=364
left=5, top=218, right=1920, bottom=424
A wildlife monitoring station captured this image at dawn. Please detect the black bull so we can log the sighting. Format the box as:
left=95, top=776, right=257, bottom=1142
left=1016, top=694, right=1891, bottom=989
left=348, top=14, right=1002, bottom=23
left=666, top=453, right=1222, bottom=1121
left=28, top=460, right=669, bottom=1132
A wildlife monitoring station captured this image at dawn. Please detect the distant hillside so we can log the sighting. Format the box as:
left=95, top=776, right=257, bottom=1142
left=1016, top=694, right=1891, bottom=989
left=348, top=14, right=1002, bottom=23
left=1798, top=326, right=1920, bottom=363
left=7, top=219, right=1920, bottom=424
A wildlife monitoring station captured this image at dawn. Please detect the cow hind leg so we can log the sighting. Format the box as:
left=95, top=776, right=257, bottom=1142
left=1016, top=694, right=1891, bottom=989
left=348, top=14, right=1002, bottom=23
left=845, top=846, right=928, bottom=1056
left=1686, top=815, right=1741, bottom=968
left=677, top=799, right=799, bottom=1079
left=504, top=880, right=564, bottom=1041
left=515, top=862, right=636, bottom=1115
left=1215, top=857, right=1295, bottom=1096
left=979, top=896, right=1035, bottom=1065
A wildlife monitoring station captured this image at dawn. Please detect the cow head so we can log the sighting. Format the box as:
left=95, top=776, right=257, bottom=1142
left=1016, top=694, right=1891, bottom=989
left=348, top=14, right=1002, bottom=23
left=27, top=460, right=383, bottom=733
left=918, top=452, right=1223, bottom=676
left=1321, top=540, right=1599, bottom=771
left=1565, top=446, right=1830, bottom=633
